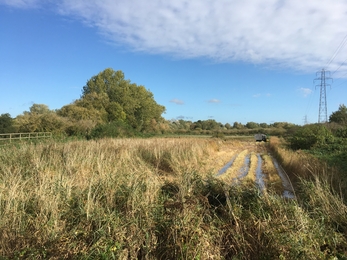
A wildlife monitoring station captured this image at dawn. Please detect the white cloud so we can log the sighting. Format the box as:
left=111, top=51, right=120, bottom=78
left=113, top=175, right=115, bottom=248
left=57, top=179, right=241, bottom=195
left=0, top=0, right=41, bottom=8
left=298, top=87, right=313, bottom=97
left=208, top=99, right=220, bottom=103
left=4, top=0, right=347, bottom=74
left=253, top=93, right=271, bottom=98
left=170, top=98, right=184, bottom=105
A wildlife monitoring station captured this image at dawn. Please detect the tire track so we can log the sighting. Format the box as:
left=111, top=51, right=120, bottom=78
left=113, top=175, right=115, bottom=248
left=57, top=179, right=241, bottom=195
left=215, top=144, right=295, bottom=199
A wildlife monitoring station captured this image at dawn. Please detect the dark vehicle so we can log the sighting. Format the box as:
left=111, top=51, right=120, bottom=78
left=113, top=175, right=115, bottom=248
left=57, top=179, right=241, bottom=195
left=254, top=133, right=268, bottom=142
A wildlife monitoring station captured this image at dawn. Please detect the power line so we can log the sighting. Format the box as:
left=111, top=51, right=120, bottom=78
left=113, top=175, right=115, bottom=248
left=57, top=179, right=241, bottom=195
left=325, top=33, right=347, bottom=70
left=332, top=56, right=347, bottom=76
left=331, top=69, right=347, bottom=86
left=335, top=78, right=347, bottom=88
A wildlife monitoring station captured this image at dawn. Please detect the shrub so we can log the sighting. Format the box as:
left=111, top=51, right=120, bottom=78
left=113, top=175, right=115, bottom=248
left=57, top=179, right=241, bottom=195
left=288, top=124, right=334, bottom=150
left=90, top=120, right=137, bottom=139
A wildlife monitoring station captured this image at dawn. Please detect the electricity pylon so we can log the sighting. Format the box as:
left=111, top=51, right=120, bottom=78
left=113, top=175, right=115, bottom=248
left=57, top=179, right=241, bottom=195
left=314, top=69, right=332, bottom=123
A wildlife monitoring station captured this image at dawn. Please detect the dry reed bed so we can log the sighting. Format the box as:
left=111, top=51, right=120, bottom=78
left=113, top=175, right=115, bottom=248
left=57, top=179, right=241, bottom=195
left=0, top=137, right=346, bottom=259
left=0, top=138, right=221, bottom=258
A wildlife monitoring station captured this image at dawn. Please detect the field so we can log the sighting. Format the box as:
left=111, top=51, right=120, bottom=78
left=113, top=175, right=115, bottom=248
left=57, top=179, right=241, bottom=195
left=0, top=137, right=346, bottom=259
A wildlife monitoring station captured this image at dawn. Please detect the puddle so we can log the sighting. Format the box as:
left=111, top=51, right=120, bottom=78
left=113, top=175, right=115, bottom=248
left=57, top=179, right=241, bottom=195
left=231, top=154, right=251, bottom=185
left=216, top=155, right=237, bottom=176
left=255, top=154, right=266, bottom=191
left=238, top=155, right=250, bottom=179
left=271, top=156, right=295, bottom=199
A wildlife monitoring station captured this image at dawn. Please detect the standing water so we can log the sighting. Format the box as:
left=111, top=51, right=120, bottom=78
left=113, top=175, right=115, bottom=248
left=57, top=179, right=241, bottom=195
left=216, top=155, right=237, bottom=176
left=271, top=156, right=295, bottom=199
left=255, top=154, right=266, bottom=192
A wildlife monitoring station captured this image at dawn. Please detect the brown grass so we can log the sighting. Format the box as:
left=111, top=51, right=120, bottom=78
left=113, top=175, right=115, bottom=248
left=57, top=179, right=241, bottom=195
left=244, top=152, right=257, bottom=182
left=261, top=154, right=283, bottom=195
left=0, top=137, right=346, bottom=259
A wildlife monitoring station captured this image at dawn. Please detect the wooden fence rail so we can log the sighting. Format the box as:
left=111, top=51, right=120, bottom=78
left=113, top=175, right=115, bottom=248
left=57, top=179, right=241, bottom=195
left=0, top=132, right=52, bottom=143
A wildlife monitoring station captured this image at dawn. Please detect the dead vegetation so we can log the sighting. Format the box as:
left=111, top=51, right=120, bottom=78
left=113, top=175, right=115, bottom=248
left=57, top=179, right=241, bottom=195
left=0, top=137, right=346, bottom=259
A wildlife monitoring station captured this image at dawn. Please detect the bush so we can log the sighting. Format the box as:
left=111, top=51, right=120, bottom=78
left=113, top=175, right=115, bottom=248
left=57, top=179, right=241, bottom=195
left=89, top=120, right=137, bottom=139
left=288, top=124, right=334, bottom=150
left=212, top=131, right=225, bottom=139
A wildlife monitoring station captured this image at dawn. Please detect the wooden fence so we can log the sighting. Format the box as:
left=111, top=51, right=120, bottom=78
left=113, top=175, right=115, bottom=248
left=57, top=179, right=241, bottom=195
left=0, top=132, right=52, bottom=143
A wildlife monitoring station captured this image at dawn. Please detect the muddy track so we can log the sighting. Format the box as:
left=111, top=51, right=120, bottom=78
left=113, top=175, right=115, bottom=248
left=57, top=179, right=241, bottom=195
left=215, top=142, right=295, bottom=199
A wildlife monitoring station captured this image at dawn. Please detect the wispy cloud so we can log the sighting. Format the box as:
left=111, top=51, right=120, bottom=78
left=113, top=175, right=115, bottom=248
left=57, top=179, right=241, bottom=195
left=176, top=115, right=193, bottom=120
left=170, top=98, right=184, bottom=105
left=4, top=0, right=347, bottom=73
left=253, top=93, right=271, bottom=98
left=298, top=87, right=313, bottom=97
left=208, top=98, right=220, bottom=103
left=0, top=0, right=41, bottom=8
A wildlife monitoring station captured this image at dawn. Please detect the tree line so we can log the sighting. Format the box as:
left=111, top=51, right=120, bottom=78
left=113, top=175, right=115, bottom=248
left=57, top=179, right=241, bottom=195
left=1, top=69, right=166, bottom=138
left=1, top=68, right=347, bottom=139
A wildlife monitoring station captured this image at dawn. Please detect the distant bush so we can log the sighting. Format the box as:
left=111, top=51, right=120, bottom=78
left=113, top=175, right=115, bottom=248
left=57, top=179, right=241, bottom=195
left=90, top=120, right=137, bottom=139
left=288, top=124, right=334, bottom=150
left=212, top=131, right=225, bottom=139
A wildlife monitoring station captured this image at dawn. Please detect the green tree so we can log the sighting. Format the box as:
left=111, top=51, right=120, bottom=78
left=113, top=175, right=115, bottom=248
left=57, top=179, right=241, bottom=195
left=329, top=104, right=347, bottom=125
left=289, top=124, right=334, bottom=150
left=15, top=104, right=67, bottom=133
left=225, top=123, right=232, bottom=129
left=28, top=104, right=51, bottom=115
left=233, top=122, right=244, bottom=129
left=246, top=122, right=259, bottom=129
left=81, top=68, right=165, bottom=131
left=0, top=113, right=14, bottom=133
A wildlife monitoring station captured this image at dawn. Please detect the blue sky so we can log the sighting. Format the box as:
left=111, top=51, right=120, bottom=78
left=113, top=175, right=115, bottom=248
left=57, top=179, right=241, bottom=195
left=1, top=0, right=347, bottom=125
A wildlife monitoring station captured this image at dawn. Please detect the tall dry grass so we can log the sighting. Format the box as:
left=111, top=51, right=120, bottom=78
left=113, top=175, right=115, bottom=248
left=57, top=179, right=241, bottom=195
left=269, top=136, right=347, bottom=248
left=261, top=154, right=283, bottom=195
left=0, top=137, right=346, bottom=259
left=0, top=138, right=219, bottom=258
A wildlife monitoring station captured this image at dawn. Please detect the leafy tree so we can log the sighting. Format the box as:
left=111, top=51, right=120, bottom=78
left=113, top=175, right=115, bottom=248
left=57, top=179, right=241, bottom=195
left=28, top=104, right=51, bottom=115
left=225, top=123, right=232, bottom=129
left=58, top=102, right=106, bottom=123
left=329, top=104, right=347, bottom=125
left=15, top=104, right=67, bottom=133
left=201, top=119, right=221, bottom=130
left=289, top=124, right=334, bottom=150
left=259, top=123, right=269, bottom=128
left=191, top=120, right=202, bottom=130
left=80, top=68, right=165, bottom=131
left=233, top=122, right=244, bottom=129
left=246, top=122, right=259, bottom=129
left=272, top=122, right=295, bottom=129
left=178, top=120, right=192, bottom=130
left=0, top=113, right=14, bottom=133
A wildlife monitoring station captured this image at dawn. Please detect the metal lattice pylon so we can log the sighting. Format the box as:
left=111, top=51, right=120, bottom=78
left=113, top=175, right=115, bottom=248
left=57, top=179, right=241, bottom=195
left=314, top=69, right=332, bottom=123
